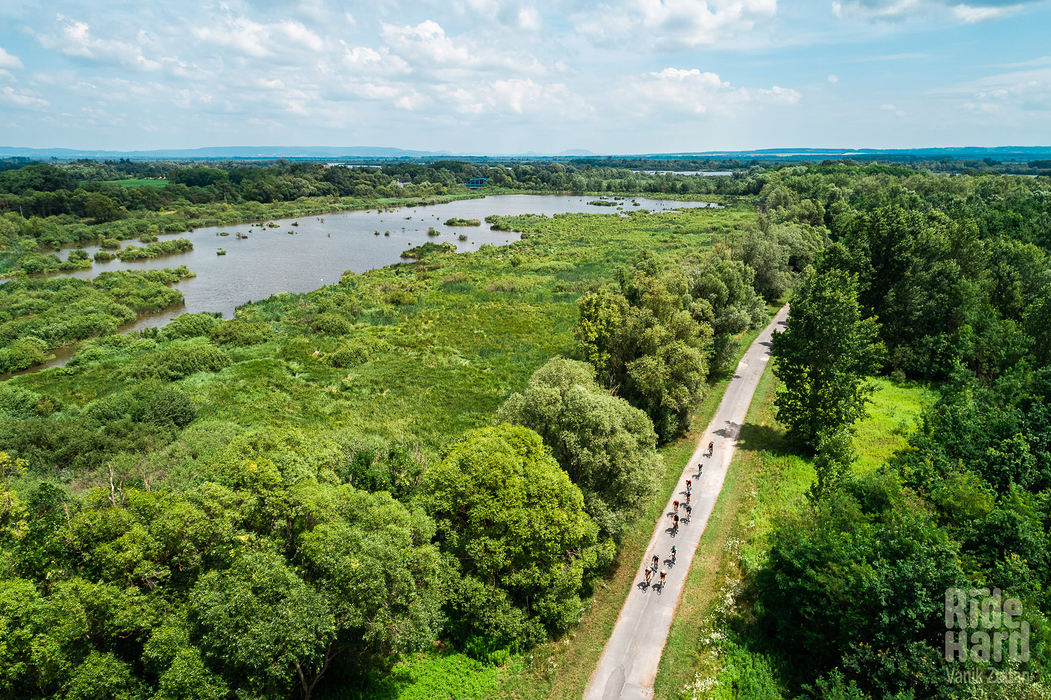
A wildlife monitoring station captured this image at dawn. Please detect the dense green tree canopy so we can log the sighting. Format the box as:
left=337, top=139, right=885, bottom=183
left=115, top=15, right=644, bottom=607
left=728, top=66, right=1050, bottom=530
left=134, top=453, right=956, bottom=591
left=497, top=356, right=661, bottom=538
left=420, top=424, right=612, bottom=649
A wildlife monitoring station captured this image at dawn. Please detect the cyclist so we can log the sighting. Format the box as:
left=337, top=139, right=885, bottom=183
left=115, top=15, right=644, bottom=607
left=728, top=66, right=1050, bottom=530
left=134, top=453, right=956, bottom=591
left=659, top=569, right=667, bottom=586
left=673, top=513, right=679, bottom=530
left=685, top=479, right=692, bottom=495
left=652, top=554, right=659, bottom=570
left=671, top=546, right=677, bottom=564
left=707, top=441, right=714, bottom=456
left=685, top=492, right=691, bottom=506
left=673, top=500, right=679, bottom=514
left=644, top=566, right=653, bottom=584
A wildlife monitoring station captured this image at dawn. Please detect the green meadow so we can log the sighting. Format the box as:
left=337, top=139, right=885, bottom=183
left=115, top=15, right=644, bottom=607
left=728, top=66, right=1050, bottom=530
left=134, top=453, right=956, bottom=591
left=11, top=204, right=753, bottom=488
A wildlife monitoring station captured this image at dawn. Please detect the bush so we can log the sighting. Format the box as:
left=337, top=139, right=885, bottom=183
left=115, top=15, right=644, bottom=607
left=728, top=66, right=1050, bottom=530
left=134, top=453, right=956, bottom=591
left=141, top=387, right=197, bottom=428
left=0, top=337, right=50, bottom=373
left=84, top=392, right=137, bottom=423
left=125, top=342, right=231, bottom=381
left=327, top=337, right=385, bottom=368
left=162, top=313, right=220, bottom=340
left=208, top=320, right=274, bottom=347
left=310, top=312, right=352, bottom=335
left=385, top=289, right=417, bottom=306
left=0, top=386, right=43, bottom=420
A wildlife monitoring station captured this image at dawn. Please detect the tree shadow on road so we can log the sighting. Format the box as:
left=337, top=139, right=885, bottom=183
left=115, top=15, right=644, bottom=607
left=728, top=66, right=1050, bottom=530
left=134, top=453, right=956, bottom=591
left=734, top=422, right=792, bottom=456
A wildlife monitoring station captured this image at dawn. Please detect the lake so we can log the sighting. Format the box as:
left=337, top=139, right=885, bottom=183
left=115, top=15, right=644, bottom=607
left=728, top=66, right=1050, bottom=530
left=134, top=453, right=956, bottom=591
left=50, top=195, right=716, bottom=332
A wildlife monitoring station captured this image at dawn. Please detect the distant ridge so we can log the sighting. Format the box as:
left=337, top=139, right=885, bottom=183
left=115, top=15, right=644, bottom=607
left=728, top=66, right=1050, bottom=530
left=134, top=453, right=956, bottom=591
left=0, top=145, right=450, bottom=160
left=641, top=146, right=1051, bottom=161
left=0, top=145, right=1049, bottom=162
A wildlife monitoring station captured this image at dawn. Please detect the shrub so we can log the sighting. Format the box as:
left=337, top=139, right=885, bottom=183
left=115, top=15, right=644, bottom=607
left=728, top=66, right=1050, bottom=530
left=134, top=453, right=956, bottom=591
left=208, top=321, right=274, bottom=347
left=0, top=337, right=50, bottom=373
left=385, top=289, right=417, bottom=306
left=327, top=336, right=385, bottom=368
left=162, top=313, right=220, bottom=340
left=141, top=387, right=197, bottom=428
left=125, top=342, right=231, bottom=381
left=310, top=312, right=352, bottom=335
left=84, top=392, right=137, bottom=423
left=0, top=386, right=43, bottom=420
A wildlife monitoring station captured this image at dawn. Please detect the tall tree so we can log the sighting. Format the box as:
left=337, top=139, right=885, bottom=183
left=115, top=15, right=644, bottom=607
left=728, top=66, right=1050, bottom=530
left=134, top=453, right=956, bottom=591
left=771, top=268, right=885, bottom=449
left=497, top=357, right=661, bottom=539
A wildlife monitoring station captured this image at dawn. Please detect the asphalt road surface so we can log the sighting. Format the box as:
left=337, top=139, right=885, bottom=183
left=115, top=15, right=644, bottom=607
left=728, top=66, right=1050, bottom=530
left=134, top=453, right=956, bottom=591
left=583, top=304, right=790, bottom=700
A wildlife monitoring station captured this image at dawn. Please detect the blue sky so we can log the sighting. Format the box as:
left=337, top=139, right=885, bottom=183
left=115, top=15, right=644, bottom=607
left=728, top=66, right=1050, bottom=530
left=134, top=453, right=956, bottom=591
left=0, top=0, right=1049, bottom=154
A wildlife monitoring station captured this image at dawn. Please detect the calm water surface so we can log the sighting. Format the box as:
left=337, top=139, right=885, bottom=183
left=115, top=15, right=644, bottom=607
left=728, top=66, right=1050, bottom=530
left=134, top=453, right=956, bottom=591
left=50, top=195, right=714, bottom=332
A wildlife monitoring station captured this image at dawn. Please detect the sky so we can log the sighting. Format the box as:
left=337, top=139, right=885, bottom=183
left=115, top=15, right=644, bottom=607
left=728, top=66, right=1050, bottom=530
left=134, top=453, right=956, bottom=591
left=0, top=0, right=1049, bottom=154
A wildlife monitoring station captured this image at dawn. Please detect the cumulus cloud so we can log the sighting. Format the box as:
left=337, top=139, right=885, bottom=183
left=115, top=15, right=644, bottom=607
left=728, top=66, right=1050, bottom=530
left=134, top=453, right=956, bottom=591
left=381, top=20, right=475, bottom=66
left=435, top=77, right=591, bottom=116
left=571, top=0, right=777, bottom=50
left=191, top=14, right=325, bottom=58
left=35, top=16, right=162, bottom=71
left=0, top=47, right=23, bottom=69
left=626, top=67, right=799, bottom=116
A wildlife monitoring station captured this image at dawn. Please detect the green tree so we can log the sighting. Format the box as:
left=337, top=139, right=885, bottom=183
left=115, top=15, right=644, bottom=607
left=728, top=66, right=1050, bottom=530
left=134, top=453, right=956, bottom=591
left=420, top=424, right=612, bottom=650
left=574, top=252, right=713, bottom=440
left=496, top=357, right=661, bottom=538
left=771, top=268, right=885, bottom=449
left=189, top=551, right=335, bottom=700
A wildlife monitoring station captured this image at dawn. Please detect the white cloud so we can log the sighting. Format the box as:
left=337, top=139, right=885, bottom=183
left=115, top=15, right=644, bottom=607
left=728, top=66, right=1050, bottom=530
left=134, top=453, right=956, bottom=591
left=0, top=47, right=23, bottom=69
left=833, top=0, right=1037, bottom=23
left=0, top=86, right=48, bottom=108
left=571, top=0, right=777, bottom=50
left=627, top=67, right=800, bottom=116
left=828, top=74, right=840, bottom=82
left=191, top=15, right=324, bottom=58
left=932, top=65, right=1051, bottom=120
left=951, top=3, right=1021, bottom=21
left=35, top=16, right=162, bottom=71
left=381, top=21, right=475, bottom=67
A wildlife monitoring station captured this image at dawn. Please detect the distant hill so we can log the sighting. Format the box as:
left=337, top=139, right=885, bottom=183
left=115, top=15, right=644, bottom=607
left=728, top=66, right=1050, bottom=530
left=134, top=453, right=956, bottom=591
left=0, top=145, right=450, bottom=160
left=1, top=144, right=1049, bottom=162
left=644, top=146, right=1051, bottom=162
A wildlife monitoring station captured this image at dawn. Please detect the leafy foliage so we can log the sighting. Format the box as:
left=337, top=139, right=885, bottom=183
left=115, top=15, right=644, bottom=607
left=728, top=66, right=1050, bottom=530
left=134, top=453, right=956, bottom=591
left=771, top=268, right=885, bottom=449
left=497, top=357, right=661, bottom=539
left=421, top=424, right=612, bottom=650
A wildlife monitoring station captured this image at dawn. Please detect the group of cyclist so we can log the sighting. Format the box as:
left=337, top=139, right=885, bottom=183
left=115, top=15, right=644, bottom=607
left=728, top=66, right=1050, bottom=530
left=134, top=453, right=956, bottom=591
left=643, top=549, right=674, bottom=588
left=642, top=440, right=715, bottom=590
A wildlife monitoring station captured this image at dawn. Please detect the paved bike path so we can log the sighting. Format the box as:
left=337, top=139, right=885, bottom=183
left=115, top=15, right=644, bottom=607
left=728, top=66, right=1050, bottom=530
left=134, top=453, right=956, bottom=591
left=583, top=304, right=789, bottom=700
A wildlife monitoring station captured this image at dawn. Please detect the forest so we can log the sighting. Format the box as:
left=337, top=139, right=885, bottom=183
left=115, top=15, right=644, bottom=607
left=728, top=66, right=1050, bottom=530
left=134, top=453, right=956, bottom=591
left=0, top=157, right=1049, bottom=699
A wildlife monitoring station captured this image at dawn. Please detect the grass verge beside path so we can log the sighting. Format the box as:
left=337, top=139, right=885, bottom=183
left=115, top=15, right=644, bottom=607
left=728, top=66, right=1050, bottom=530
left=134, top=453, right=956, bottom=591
left=652, top=370, right=938, bottom=699
left=487, top=320, right=771, bottom=700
